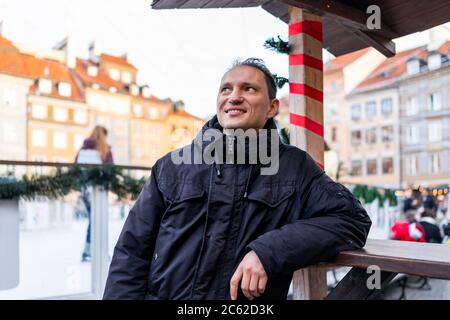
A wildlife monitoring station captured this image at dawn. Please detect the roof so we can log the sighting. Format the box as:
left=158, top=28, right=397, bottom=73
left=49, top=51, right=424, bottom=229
left=151, top=0, right=450, bottom=58
left=325, top=48, right=370, bottom=73
left=0, top=50, right=83, bottom=101
left=0, top=35, right=18, bottom=51
left=100, top=53, right=137, bottom=70
left=353, top=45, right=440, bottom=92
left=171, top=108, right=204, bottom=121
left=75, top=58, right=128, bottom=93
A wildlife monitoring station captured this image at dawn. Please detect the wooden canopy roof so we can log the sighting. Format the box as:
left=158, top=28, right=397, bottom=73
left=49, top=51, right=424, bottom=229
left=151, top=0, right=450, bottom=57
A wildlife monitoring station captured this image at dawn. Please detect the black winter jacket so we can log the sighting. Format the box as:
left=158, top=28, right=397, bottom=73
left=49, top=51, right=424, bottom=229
left=103, top=116, right=371, bottom=300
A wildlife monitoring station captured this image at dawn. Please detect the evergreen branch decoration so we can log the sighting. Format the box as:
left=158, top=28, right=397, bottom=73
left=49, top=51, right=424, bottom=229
left=0, top=165, right=147, bottom=201
left=273, top=74, right=289, bottom=89
left=264, top=36, right=290, bottom=54
left=352, top=184, right=398, bottom=206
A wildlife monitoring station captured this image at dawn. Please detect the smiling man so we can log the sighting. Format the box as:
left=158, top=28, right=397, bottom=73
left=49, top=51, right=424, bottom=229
left=103, top=58, right=371, bottom=300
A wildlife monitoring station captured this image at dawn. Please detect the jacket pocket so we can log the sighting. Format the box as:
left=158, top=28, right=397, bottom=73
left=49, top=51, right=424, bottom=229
left=148, top=183, right=207, bottom=299
left=247, top=186, right=295, bottom=208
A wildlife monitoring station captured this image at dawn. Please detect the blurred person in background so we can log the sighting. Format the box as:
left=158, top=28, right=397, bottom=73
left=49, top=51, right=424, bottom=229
left=390, top=209, right=425, bottom=242
left=75, top=125, right=114, bottom=262
left=422, top=188, right=438, bottom=214
left=418, top=209, right=443, bottom=243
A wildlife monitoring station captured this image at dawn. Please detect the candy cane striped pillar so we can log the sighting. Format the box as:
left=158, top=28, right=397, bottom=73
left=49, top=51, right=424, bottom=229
left=288, top=6, right=324, bottom=169
left=289, top=6, right=328, bottom=301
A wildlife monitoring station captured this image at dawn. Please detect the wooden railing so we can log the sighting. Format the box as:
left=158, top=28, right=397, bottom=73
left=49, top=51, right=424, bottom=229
left=293, top=239, right=450, bottom=300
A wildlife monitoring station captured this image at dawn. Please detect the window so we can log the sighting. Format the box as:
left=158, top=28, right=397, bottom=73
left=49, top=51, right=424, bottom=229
left=406, top=125, right=420, bottom=144
left=428, top=153, right=441, bottom=174
left=382, top=158, right=393, bottom=174
left=406, top=97, right=419, bottom=116
left=406, top=155, right=419, bottom=175
left=133, top=104, right=143, bottom=117
left=367, top=159, right=377, bottom=175
left=366, top=101, right=376, bottom=118
left=331, top=127, right=337, bottom=142
left=74, top=110, right=87, bottom=124
left=350, top=104, right=361, bottom=120
left=351, top=130, right=362, bottom=146
left=38, top=79, right=52, bottom=94
left=121, top=71, right=132, bottom=84
left=53, top=132, right=67, bottom=149
left=142, top=86, right=151, bottom=98
left=428, top=93, right=441, bottom=111
left=328, top=101, right=338, bottom=117
left=53, top=107, right=68, bottom=122
left=109, top=68, right=120, bottom=81
left=381, top=126, right=394, bottom=142
left=428, top=54, right=442, bottom=70
left=148, top=107, right=158, bottom=120
left=32, top=129, right=47, bottom=147
left=130, top=84, right=140, bottom=96
left=365, top=128, right=377, bottom=144
left=350, top=160, right=362, bottom=176
left=32, top=104, right=47, bottom=119
left=381, top=98, right=393, bottom=116
left=87, top=66, right=98, bottom=77
left=73, top=134, right=84, bottom=150
left=406, top=59, right=420, bottom=75
left=58, top=82, right=71, bottom=97
left=428, top=121, right=442, bottom=142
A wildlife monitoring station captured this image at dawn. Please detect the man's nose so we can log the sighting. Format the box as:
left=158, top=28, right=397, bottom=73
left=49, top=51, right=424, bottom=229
left=229, top=89, right=243, bottom=105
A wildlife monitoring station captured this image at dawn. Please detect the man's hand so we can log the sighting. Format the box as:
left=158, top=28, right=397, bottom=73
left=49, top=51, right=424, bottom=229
left=230, top=250, right=267, bottom=300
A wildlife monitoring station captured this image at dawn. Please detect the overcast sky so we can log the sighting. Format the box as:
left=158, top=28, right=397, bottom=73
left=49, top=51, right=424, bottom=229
left=0, top=0, right=294, bottom=119
left=0, top=0, right=441, bottom=119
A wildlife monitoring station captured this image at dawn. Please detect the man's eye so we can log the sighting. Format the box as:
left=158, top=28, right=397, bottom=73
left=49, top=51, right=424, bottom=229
left=246, top=87, right=256, bottom=92
left=221, top=87, right=231, bottom=93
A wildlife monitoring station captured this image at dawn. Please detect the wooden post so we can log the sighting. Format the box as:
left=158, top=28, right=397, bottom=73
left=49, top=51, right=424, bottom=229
left=288, top=6, right=327, bottom=300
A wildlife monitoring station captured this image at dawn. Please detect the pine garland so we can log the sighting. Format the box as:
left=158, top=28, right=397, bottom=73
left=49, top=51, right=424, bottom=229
left=264, top=36, right=290, bottom=54
left=352, top=184, right=398, bottom=206
left=273, top=74, right=289, bottom=89
left=0, top=165, right=146, bottom=201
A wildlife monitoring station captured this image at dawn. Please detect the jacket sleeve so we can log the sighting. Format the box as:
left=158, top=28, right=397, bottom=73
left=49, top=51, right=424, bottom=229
left=103, top=161, right=166, bottom=299
left=247, top=153, right=372, bottom=279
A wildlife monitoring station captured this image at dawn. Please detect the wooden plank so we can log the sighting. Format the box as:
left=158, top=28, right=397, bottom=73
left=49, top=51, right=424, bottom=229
left=152, top=0, right=191, bottom=9
left=179, top=0, right=211, bottom=8
left=326, top=267, right=397, bottom=300
left=341, top=24, right=396, bottom=57
left=261, top=0, right=288, bottom=20
left=280, top=0, right=398, bottom=39
left=331, top=239, right=450, bottom=280
left=288, top=6, right=324, bottom=167
left=293, top=266, right=327, bottom=300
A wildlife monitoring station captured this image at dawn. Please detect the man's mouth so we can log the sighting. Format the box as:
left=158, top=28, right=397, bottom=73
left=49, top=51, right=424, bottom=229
left=225, top=108, right=247, bottom=115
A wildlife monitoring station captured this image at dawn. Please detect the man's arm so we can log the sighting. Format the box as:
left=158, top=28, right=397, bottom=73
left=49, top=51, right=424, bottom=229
left=103, top=161, right=166, bottom=299
left=246, top=153, right=372, bottom=280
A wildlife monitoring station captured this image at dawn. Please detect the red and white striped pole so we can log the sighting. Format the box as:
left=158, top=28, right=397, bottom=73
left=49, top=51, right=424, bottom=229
left=288, top=6, right=324, bottom=170
left=288, top=6, right=327, bottom=300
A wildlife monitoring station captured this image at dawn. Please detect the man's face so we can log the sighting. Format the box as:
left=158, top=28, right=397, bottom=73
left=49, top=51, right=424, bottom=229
left=217, top=66, right=279, bottom=130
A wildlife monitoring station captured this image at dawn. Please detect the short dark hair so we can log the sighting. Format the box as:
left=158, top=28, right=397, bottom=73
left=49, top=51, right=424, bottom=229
left=228, top=58, right=277, bottom=100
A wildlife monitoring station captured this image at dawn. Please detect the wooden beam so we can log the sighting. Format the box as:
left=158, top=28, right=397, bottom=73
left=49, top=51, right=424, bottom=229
left=342, top=23, right=396, bottom=57
left=326, top=267, right=397, bottom=300
left=280, top=0, right=398, bottom=39
left=288, top=6, right=324, bottom=167
left=293, top=266, right=327, bottom=300
left=289, top=6, right=327, bottom=300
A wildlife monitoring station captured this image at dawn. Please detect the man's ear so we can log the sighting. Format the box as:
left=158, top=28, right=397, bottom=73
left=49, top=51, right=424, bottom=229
left=267, top=98, right=280, bottom=119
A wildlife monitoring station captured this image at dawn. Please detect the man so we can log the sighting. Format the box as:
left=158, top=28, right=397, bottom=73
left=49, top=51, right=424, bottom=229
left=103, top=58, right=371, bottom=300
